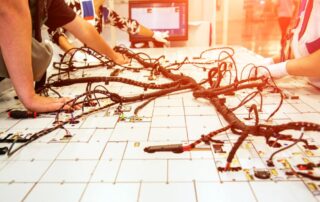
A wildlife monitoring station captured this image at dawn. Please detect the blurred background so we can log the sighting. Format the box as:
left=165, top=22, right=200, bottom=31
left=104, top=0, right=283, bottom=57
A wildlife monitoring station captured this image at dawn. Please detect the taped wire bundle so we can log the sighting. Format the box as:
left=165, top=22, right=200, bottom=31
left=1, top=46, right=320, bottom=180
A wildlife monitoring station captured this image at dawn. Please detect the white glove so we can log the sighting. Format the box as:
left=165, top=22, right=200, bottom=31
left=72, top=51, right=98, bottom=63
left=259, top=57, right=274, bottom=66
left=263, top=61, right=289, bottom=79
left=152, top=31, right=169, bottom=44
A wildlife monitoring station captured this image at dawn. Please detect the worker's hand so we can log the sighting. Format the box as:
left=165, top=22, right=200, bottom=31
left=258, top=57, right=274, bottom=66
left=23, top=94, right=80, bottom=113
left=152, top=31, right=169, bottom=44
left=260, top=61, right=289, bottom=79
left=113, top=52, right=129, bottom=65
left=72, top=51, right=98, bottom=63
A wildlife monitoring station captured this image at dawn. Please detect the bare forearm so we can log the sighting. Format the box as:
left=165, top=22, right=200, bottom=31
left=58, top=35, right=76, bottom=52
left=0, top=1, right=36, bottom=105
left=287, top=49, right=320, bottom=77
left=82, top=26, right=118, bottom=60
left=63, top=16, right=118, bottom=60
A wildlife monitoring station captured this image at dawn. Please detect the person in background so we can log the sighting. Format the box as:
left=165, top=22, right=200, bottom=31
left=276, top=0, right=299, bottom=46
left=244, top=0, right=255, bottom=22
left=0, top=0, right=127, bottom=113
left=50, top=0, right=169, bottom=54
left=262, top=0, right=320, bottom=88
left=262, top=0, right=274, bottom=21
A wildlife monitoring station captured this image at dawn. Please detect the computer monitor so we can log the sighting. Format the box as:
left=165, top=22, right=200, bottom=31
left=129, top=0, right=188, bottom=43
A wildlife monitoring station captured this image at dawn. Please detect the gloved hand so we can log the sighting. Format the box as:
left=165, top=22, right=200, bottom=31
left=72, top=51, right=98, bottom=63
left=152, top=31, right=169, bottom=44
left=259, top=57, right=274, bottom=66
left=262, top=61, right=289, bottom=79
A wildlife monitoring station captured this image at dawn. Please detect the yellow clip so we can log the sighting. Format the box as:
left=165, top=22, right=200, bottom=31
left=130, top=115, right=142, bottom=122
left=232, top=158, right=239, bottom=164
left=279, top=159, right=291, bottom=169
left=243, top=169, right=254, bottom=181
left=134, top=142, right=140, bottom=147
left=258, top=151, right=265, bottom=157
left=270, top=168, right=278, bottom=176
left=118, top=113, right=126, bottom=121
left=305, top=150, right=314, bottom=156
left=302, top=157, right=310, bottom=163
left=245, top=143, right=251, bottom=150
left=12, top=133, right=21, bottom=140
left=307, top=182, right=318, bottom=192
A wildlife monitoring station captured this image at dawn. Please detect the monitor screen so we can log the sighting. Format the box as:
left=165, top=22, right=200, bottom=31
left=129, top=0, right=188, bottom=42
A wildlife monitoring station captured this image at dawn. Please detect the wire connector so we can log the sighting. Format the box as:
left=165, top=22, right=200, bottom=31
left=144, top=144, right=184, bottom=153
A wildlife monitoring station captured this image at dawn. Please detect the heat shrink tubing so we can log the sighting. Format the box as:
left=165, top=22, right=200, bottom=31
left=8, top=110, right=37, bottom=119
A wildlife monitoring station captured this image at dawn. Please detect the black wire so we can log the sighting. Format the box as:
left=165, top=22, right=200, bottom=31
left=268, top=127, right=305, bottom=163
